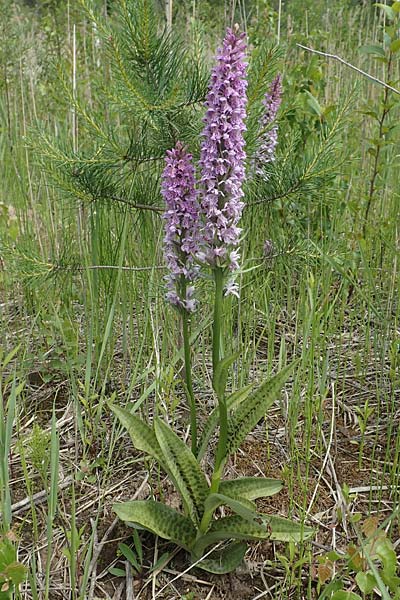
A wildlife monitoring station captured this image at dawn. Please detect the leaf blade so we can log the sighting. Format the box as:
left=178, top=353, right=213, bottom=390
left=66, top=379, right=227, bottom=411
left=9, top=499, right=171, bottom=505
left=195, top=541, right=247, bottom=574
left=154, top=419, right=208, bottom=525
left=113, top=500, right=196, bottom=551
left=197, top=384, right=254, bottom=461
left=227, top=362, right=297, bottom=455
left=109, top=403, right=164, bottom=465
left=194, top=514, right=313, bottom=556
left=219, top=477, right=283, bottom=500
left=204, top=493, right=257, bottom=522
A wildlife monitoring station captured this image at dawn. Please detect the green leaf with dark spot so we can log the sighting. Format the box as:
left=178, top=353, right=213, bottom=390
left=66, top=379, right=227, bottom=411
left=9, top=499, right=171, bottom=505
left=197, top=384, right=254, bottom=461
left=261, top=514, right=314, bottom=542
left=194, top=514, right=313, bottom=557
left=227, top=362, right=297, bottom=455
left=219, top=477, right=283, bottom=500
left=109, top=403, right=164, bottom=465
left=154, top=419, right=208, bottom=525
left=113, top=500, right=196, bottom=551
left=195, top=542, right=247, bottom=574
left=203, top=493, right=258, bottom=522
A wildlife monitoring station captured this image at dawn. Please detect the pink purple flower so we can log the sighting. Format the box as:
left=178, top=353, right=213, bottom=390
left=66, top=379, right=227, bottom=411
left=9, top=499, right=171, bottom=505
left=161, top=142, right=200, bottom=312
left=198, top=27, right=248, bottom=284
left=253, top=74, right=282, bottom=177
left=263, top=239, right=274, bottom=257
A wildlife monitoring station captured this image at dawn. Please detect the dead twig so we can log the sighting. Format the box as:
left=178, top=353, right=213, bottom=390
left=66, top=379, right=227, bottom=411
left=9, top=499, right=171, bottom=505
left=296, top=43, right=400, bottom=96
left=8, top=475, right=73, bottom=516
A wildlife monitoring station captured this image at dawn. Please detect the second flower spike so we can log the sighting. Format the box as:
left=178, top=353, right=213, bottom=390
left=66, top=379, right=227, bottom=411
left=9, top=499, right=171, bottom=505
left=161, top=142, right=200, bottom=312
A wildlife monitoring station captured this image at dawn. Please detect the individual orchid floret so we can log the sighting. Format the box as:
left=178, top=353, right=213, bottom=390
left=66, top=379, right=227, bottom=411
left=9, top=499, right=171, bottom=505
left=198, top=26, right=248, bottom=283
left=161, top=141, right=200, bottom=312
left=263, top=239, right=274, bottom=257
left=253, top=74, right=282, bottom=177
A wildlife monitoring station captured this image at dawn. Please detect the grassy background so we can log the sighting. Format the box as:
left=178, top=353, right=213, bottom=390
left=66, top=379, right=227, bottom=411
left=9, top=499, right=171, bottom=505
left=0, top=0, right=399, bottom=598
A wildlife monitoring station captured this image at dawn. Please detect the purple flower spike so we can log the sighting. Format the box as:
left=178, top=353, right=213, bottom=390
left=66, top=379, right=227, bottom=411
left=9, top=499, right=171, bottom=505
left=198, top=27, right=248, bottom=287
left=254, top=74, right=282, bottom=177
left=161, top=141, right=200, bottom=312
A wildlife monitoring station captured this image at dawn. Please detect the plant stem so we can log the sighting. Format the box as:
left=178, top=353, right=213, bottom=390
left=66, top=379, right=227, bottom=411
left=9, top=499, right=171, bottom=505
left=182, top=309, right=197, bottom=456
left=212, top=267, right=224, bottom=372
left=210, top=267, right=228, bottom=493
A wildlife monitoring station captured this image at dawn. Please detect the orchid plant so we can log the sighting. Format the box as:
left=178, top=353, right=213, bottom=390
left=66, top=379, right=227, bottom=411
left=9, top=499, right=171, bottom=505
left=109, top=27, right=312, bottom=575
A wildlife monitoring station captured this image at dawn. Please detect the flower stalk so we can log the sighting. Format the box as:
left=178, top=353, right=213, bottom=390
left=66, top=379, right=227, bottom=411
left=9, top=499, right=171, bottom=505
left=201, top=26, right=248, bottom=504
left=161, top=142, right=200, bottom=453
left=253, top=74, right=282, bottom=178
left=182, top=305, right=197, bottom=455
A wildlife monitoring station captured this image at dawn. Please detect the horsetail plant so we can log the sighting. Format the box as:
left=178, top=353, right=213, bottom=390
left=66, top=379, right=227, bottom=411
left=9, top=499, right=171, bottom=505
left=109, top=27, right=313, bottom=575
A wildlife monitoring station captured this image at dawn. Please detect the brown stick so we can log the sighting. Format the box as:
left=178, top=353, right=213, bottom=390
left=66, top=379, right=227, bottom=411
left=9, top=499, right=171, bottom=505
left=296, top=43, right=400, bottom=96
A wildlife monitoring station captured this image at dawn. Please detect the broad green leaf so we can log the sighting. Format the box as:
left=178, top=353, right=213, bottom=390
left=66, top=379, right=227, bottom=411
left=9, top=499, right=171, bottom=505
left=154, top=419, right=208, bottom=525
left=355, top=571, right=376, bottom=594
left=203, top=494, right=258, bottom=522
left=194, top=515, right=270, bottom=555
left=213, top=351, right=240, bottom=398
left=109, top=403, right=164, bottom=465
left=2, top=561, right=27, bottom=585
left=374, top=3, right=395, bottom=20
left=219, top=477, right=283, bottom=500
left=261, top=515, right=314, bottom=542
left=197, top=384, right=254, bottom=461
left=227, top=362, right=297, bottom=455
left=359, top=44, right=386, bottom=57
left=374, top=537, right=398, bottom=581
left=113, top=500, right=196, bottom=551
left=195, top=541, right=247, bottom=574
left=331, top=592, right=362, bottom=600
left=195, top=513, right=313, bottom=555
left=304, top=90, right=322, bottom=116
left=394, top=1, right=400, bottom=12
left=390, top=38, right=400, bottom=53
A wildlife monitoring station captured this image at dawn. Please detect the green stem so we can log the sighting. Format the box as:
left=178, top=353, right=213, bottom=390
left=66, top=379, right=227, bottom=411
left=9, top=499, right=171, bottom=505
left=197, top=268, right=229, bottom=537
left=182, top=309, right=197, bottom=456
left=212, top=267, right=224, bottom=373
left=211, top=268, right=228, bottom=495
